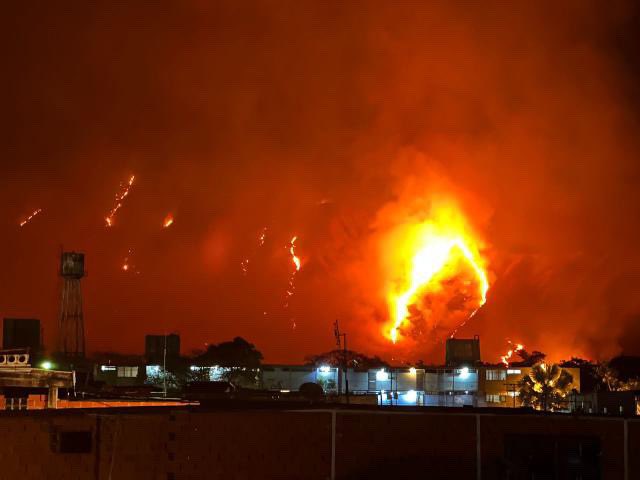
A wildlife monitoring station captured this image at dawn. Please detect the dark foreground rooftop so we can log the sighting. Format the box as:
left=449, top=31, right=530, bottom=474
left=0, top=401, right=637, bottom=479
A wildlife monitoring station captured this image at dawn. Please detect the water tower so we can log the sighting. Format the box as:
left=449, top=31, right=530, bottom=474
left=58, top=252, right=86, bottom=357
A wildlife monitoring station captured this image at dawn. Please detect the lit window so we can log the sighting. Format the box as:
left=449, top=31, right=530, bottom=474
left=146, top=365, right=160, bottom=376
left=404, top=390, right=417, bottom=403
left=209, top=366, right=228, bottom=381
left=486, top=369, right=506, bottom=381
left=117, top=366, right=138, bottom=378
left=486, top=394, right=501, bottom=403
left=507, top=369, right=521, bottom=375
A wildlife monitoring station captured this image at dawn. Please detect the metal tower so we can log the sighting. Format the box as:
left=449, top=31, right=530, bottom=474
left=58, top=252, right=86, bottom=357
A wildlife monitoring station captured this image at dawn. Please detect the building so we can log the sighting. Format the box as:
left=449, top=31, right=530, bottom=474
left=445, top=336, right=481, bottom=366
left=92, top=355, right=146, bottom=388
left=577, top=390, right=640, bottom=416
left=2, top=318, right=41, bottom=353
left=260, top=365, right=427, bottom=406
left=86, top=335, right=582, bottom=410
left=479, top=364, right=581, bottom=408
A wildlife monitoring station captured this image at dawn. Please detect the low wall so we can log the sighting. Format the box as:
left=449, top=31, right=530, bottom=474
left=0, top=406, right=636, bottom=479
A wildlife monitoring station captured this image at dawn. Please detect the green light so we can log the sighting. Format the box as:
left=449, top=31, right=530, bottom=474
left=41, top=361, right=53, bottom=370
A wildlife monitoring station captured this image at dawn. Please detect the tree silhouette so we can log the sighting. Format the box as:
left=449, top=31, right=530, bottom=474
left=518, top=363, right=574, bottom=411
left=193, top=337, right=263, bottom=386
left=516, top=349, right=547, bottom=366
left=305, top=349, right=388, bottom=370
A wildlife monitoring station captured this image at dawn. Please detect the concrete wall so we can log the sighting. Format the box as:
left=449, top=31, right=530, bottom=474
left=0, top=407, right=636, bottom=479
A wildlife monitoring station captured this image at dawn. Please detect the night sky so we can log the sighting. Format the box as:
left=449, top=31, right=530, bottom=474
left=2, top=2, right=640, bottom=363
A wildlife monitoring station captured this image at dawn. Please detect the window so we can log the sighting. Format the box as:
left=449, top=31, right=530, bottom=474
left=117, top=366, right=138, bottom=378
left=486, top=369, right=506, bottom=381
left=486, top=394, right=501, bottom=403
left=507, top=369, right=522, bottom=375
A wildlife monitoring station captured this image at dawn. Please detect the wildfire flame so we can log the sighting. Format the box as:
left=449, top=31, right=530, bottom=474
left=501, top=342, right=524, bottom=366
left=386, top=202, right=489, bottom=344
left=105, top=174, right=135, bottom=227
left=122, top=248, right=139, bottom=274
left=163, top=214, right=174, bottom=228
left=19, top=208, right=42, bottom=227
left=284, top=236, right=302, bottom=310
left=259, top=227, right=267, bottom=246
left=289, top=236, right=301, bottom=271
left=240, top=227, right=268, bottom=276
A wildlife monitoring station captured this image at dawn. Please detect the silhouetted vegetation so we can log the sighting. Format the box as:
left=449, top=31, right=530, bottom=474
left=305, top=349, right=389, bottom=370
left=518, top=363, right=574, bottom=411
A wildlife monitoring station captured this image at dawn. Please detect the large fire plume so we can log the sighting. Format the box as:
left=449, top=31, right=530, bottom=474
left=384, top=200, right=489, bottom=345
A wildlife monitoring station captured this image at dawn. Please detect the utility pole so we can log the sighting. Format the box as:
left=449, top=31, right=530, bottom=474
left=163, top=333, right=167, bottom=398
left=334, top=320, right=349, bottom=404
left=505, top=383, right=518, bottom=408
left=452, top=369, right=456, bottom=407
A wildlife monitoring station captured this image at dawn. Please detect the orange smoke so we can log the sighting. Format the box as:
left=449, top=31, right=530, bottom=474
left=384, top=200, right=489, bottom=344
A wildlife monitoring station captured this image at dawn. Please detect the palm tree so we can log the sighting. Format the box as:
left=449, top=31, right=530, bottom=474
left=594, top=362, right=620, bottom=391
left=518, top=363, right=574, bottom=411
